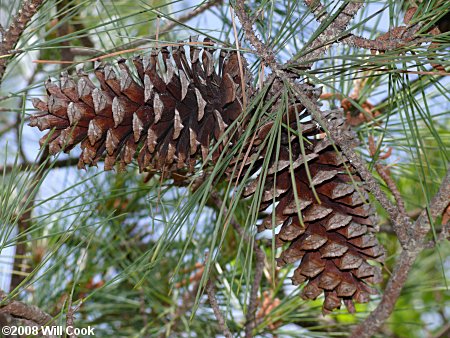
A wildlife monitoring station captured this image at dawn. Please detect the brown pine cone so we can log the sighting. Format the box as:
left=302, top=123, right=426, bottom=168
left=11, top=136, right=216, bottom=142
left=30, top=37, right=253, bottom=172
left=234, top=94, right=384, bottom=314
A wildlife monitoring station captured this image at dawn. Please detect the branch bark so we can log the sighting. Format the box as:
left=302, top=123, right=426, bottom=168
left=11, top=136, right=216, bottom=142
left=205, top=280, right=232, bottom=338
left=0, top=0, right=44, bottom=84
left=0, top=156, right=80, bottom=176
left=210, top=192, right=266, bottom=337
left=351, top=167, right=450, bottom=338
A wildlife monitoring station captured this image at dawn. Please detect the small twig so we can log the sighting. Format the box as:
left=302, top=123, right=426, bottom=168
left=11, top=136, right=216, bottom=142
left=292, top=2, right=364, bottom=66
left=245, top=242, right=265, bottom=338
left=234, top=0, right=276, bottom=67
left=343, top=34, right=431, bottom=52
left=431, top=322, right=450, bottom=338
left=66, top=298, right=80, bottom=338
left=350, top=167, right=450, bottom=338
left=0, top=0, right=44, bottom=84
left=210, top=192, right=266, bottom=338
left=205, top=280, right=232, bottom=338
left=368, top=135, right=407, bottom=216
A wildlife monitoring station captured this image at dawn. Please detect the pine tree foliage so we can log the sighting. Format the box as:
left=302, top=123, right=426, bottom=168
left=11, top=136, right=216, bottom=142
left=0, top=0, right=449, bottom=337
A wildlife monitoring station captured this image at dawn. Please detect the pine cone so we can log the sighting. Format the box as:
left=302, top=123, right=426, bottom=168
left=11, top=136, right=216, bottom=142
left=234, top=91, right=384, bottom=314
left=30, top=38, right=252, bottom=172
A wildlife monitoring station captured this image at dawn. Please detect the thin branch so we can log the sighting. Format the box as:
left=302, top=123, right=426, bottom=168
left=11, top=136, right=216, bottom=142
left=368, top=135, right=407, bottom=217
left=343, top=34, right=431, bottom=51
left=293, top=2, right=364, bottom=66
left=245, top=243, right=265, bottom=338
left=205, top=280, right=232, bottom=338
left=210, top=192, right=266, bottom=337
left=431, top=322, right=450, bottom=338
left=0, top=0, right=44, bottom=83
left=66, top=298, right=80, bottom=338
left=350, top=167, right=450, bottom=338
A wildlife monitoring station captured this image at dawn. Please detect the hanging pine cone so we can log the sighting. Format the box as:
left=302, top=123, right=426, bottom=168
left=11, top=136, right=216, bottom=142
left=233, top=89, right=384, bottom=314
left=30, top=37, right=253, bottom=172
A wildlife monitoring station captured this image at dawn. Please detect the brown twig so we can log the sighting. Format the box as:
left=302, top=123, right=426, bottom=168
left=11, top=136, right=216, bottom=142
left=0, top=0, right=44, bottom=84
left=293, top=2, right=364, bottom=66
left=350, top=167, right=450, bottom=338
left=245, top=243, right=265, bottom=338
left=66, top=298, right=80, bottom=338
left=431, top=322, right=450, bottom=338
left=205, top=280, right=233, bottom=338
left=343, top=34, right=430, bottom=52
left=368, top=135, right=407, bottom=217
left=210, top=192, right=266, bottom=337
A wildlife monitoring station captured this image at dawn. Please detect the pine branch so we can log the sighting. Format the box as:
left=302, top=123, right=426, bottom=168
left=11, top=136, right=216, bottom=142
left=304, top=0, right=328, bottom=22
left=210, top=192, right=266, bottom=337
left=0, top=0, right=44, bottom=84
left=234, top=0, right=410, bottom=246
left=245, top=245, right=265, bottom=338
left=368, top=136, right=407, bottom=217
left=205, top=280, right=232, bottom=338
left=234, top=1, right=450, bottom=335
left=350, top=167, right=450, bottom=338
left=292, top=2, right=364, bottom=66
